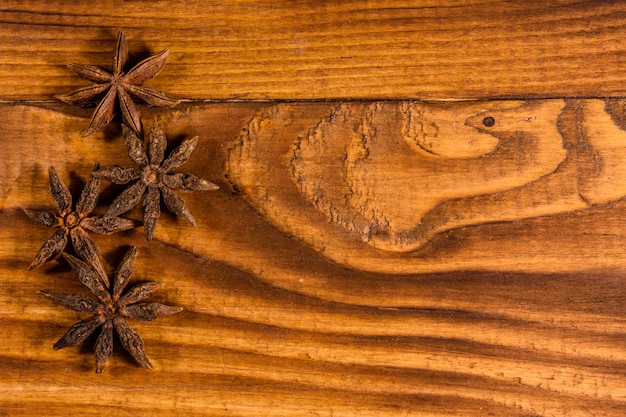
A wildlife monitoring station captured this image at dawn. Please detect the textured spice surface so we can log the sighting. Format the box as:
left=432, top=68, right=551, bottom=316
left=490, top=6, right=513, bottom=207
left=55, top=31, right=180, bottom=136
left=41, top=247, right=182, bottom=373
left=26, top=165, right=135, bottom=281
left=94, top=121, right=218, bottom=240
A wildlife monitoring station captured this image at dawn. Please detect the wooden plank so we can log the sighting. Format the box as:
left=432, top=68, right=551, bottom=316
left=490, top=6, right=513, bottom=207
left=2, top=102, right=626, bottom=416
left=2, top=1, right=626, bottom=100
left=4, top=2, right=626, bottom=415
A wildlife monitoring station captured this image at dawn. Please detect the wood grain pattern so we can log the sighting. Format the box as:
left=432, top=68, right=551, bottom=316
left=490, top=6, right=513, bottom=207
left=1, top=103, right=626, bottom=416
left=3, top=2, right=626, bottom=416
left=3, top=1, right=626, bottom=100
left=227, top=99, right=626, bottom=272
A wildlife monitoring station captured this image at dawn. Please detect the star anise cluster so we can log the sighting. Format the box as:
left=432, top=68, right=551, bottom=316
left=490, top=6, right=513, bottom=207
left=26, top=32, right=217, bottom=373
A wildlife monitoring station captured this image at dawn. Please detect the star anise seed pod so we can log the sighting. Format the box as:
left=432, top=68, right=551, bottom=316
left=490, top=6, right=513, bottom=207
left=55, top=31, right=180, bottom=137
left=94, top=121, right=219, bottom=241
left=26, top=166, right=136, bottom=286
left=41, top=247, right=183, bottom=373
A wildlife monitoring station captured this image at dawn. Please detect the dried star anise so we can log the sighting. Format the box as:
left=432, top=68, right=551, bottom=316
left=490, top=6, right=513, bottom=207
left=41, top=247, right=182, bottom=373
left=26, top=166, right=136, bottom=284
left=55, top=31, right=180, bottom=137
left=94, top=121, right=219, bottom=241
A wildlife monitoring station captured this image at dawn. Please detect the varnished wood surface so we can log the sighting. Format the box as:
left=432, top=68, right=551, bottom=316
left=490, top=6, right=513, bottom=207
left=3, top=1, right=626, bottom=100
left=2, top=2, right=626, bottom=416
left=1, top=103, right=626, bottom=416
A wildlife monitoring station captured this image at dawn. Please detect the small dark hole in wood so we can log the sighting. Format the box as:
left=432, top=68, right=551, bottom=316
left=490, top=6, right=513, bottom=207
left=482, top=116, right=495, bottom=127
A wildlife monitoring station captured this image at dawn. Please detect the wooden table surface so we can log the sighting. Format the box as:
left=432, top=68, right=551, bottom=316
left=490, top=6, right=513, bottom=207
left=2, top=2, right=626, bottom=416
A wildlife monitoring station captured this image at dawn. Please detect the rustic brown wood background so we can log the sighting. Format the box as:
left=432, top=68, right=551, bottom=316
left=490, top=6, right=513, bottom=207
left=2, top=1, right=626, bottom=416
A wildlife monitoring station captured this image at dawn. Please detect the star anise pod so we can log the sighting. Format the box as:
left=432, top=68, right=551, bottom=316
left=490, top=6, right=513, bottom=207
left=26, top=166, right=136, bottom=285
left=55, top=31, right=180, bottom=137
left=94, top=121, right=219, bottom=241
left=40, top=247, right=182, bottom=373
